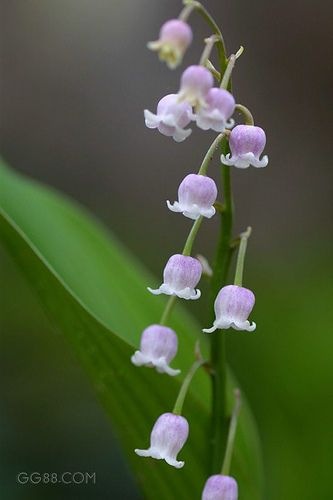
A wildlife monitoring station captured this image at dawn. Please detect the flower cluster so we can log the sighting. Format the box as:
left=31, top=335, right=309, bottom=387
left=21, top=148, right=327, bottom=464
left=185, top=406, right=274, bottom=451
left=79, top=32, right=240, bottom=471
left=132, top=2, right=270, bottom=497
left=145, top=66, right=236, bottom=142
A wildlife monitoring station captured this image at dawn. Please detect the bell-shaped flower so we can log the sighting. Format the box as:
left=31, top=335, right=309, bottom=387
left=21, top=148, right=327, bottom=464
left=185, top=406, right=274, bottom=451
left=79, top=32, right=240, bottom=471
left=178, top=65, right=214, bottom=107
left=221, top=125, right=268, bottom=168
left=203, top=285, right=256, bottom=333
left=131, top=324, right=180, bottom=376
left=147, top=19, right=193, bottom=69
left=148, top=254, right=202, bottom=300
left=167, top=173, right=217, bottom=220
left=195, top=88, right=236, bottom=132
left=202, top=474, right=238, bottom=500
left=144, top=94, right=193, bottom=142
left=135, top=412, right=189, bottom=468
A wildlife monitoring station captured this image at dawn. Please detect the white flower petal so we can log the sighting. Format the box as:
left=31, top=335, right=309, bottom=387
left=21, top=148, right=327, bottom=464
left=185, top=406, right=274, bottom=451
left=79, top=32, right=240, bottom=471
left=195, top=110, right=227, bottom=132
left=144, top=109, right=160, bottom=129
left=251, top=155, right=268, bottom=168
left=166, top=200, right=181, bottom=213
left=176, top=287, right=201, bottom=300
left=226, top=118, right=235, bottom=129
left=182, top=209, right=201, bottom=220
left=131, top=351, right=150, bottom=366
left=200, top=206, right=216, bottom=219
left=195, top=114, right=213, bottom=131
left=172, top=126, right=192, bottom=142
left=147, top=41, right=161, bottom=51
left=147, top=286, right=163, bottom=295
left=168, top=201, right=215, bottom=220
left=233, top=320, right=256, bottom=332
left=135, top=448, right=153, bottom=458
left=155, top=358, right=181, bottom=376
left=165, top=457, right=184, bottom=469
left=221, top=152, right=268, bottom=169
left=221, top=153, right=234, bottom=166
left=202, top=324, right=218, bottom=334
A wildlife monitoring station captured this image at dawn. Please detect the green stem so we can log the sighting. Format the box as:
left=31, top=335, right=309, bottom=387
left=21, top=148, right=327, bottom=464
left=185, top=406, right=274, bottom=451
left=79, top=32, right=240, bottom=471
left=199, top=35, right=220, bottom=66
left=221, top=389, right=242, bottom=475
left=210, top=138, right=235, bottom=472
left=173, top=358, right=205, bottom=415
left=234, top=226, right=252, bottom=286
left=198, top=133, right=225, bottom=175
left=182, top=1, right=228, bottom=81
left=205, top=60, right=221, bottom=81
left=159, top=216, right=203, bottom=326
left=182, top=216, right=203, bottom=256
left=220, top=46, right=244, bottom=89
left=159, top=133, right=224, bottom=327
left=220, top=54, right=236, bottom=90
left=235, top=104, right=254, bottom=125
left=159, top=295, right=177, bottom=326
left=179, top=1, right=197, bottom=21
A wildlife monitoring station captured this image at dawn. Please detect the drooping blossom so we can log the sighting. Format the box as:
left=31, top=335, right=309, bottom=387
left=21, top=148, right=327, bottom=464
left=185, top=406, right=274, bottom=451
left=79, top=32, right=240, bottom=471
left=167, top=173, right=217, bottom=220
left=203, top=285, right=256, bottom=333
left=131, top=324, right=180, bottom=376
left=147, top=19, right=193, bottom=69
left=221, top=125, right=268, bottom=168
left=135, top=412, right=189, bottom=468
left=144, top=94, right=193, bottom=142
left=148, top=254, right=202, bottom=300
left=195, top=88, right=235, bottom=132
left=178, top=65, right=214, bottom=107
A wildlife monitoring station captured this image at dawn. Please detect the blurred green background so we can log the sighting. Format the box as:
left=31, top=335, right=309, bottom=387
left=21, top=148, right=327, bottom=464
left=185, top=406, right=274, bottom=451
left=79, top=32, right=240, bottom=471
left=1, top=0, right=332, bottom=499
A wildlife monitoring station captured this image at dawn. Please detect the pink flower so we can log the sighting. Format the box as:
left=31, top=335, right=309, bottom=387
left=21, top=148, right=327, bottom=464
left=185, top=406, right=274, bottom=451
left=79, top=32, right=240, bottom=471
left=221, top=125, right=268, bottom=168
left=195, top=88, right=235, bottom=132
left=203, top=285, right=256, bottom=333
left=144, top=94, right=193, bottom=142
left=135, top=412, right=189, bottom=468
left=148, top=254, right=202, bottom=300
left=131, top=324, right=180, bottom=376
left=178, top=65, right=214, bottom=107
left=147, top=19, right=193, bottom=69
left=167, top=174, right=217, bottom=220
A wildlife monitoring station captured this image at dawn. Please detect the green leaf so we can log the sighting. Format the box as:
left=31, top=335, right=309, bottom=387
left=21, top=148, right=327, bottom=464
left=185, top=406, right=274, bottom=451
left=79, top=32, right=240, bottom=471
left=0, top=160, right=263, bottom=499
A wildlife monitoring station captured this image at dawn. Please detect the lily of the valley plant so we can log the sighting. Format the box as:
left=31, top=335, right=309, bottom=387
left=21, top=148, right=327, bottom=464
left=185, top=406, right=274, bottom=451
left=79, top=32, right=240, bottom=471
left=133, top=1, right=269, bottom=498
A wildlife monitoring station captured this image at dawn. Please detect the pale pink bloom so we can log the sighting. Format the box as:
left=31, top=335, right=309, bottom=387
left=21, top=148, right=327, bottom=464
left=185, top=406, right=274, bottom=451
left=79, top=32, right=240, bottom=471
left=148, top=19, right=193, bottom=69
left=131, top=324, right=180, bottom=376
left=135, top=412, right=189, bottom=468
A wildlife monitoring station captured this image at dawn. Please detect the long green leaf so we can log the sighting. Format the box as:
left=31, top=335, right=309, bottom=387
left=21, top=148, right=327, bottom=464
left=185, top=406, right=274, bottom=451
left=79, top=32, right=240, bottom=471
left=0, top=160, right=263, bottom=499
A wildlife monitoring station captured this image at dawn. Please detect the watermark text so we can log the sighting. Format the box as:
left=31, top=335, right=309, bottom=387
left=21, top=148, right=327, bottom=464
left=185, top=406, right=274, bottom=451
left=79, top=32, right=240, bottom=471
left=17, top=472, right=96, bottom=485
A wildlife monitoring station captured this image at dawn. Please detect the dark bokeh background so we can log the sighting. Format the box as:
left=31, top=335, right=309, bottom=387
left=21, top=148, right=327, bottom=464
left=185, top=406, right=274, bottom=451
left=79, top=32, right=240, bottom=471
left=1, top=1, right=332, bottom=499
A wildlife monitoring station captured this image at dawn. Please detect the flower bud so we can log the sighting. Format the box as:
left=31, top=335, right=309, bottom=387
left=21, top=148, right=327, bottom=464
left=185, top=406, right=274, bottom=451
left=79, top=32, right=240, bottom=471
left=202, top=474, right=238, bottom=500
left=178, top=65, right=214, bottom=107
left=144, top=94, right=193, bottom=142
left=131, top=324, right=180, bottom=376
left=203, top=285, right=256, bottom=333
left=135, top=412, right=189, bottom=468
left=147, top=19, right=193, bottom=69
left=148, top=254, right=202, bottom=300
left=195, top=88, right=235, bottom=132
left=167, top=173, right=217, bottom=220
left=221, top=125, right=268, bottom=168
